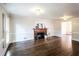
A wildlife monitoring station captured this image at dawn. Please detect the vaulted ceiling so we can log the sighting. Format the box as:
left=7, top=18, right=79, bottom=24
left=1, top=3, right=79, bottom=19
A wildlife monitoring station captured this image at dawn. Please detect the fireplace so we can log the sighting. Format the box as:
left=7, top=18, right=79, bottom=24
left=33, top=28, right=47, bottom=40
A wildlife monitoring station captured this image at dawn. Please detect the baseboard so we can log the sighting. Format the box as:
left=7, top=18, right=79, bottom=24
left=72, top=39, right=79, bottom=42
left=9, top=38, right=34, bottom=43
left=1, top=43, right=10, bottom=56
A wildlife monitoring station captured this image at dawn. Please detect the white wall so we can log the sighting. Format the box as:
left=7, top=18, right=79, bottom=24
left=71, top=18, right=79, bottom=41
left=10, top=16, right=54, bottom=42
left=53, top=21, right=61, bottom=36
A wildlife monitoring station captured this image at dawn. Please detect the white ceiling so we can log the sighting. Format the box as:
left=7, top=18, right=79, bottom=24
left=1, top=3, right=79, bottom=19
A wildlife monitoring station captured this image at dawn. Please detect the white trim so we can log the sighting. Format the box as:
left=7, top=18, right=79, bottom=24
left=1, top=43, right=9, bottom=56
left=72, top=32, right=79, bottom=34
left=72, top=39, right=79, bottom=42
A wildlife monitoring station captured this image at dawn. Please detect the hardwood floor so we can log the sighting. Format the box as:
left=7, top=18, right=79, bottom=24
left=5, top=35, right=79, bottom=56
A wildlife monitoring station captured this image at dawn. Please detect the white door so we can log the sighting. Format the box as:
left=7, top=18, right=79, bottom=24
left=61, top=21, right=72, bottom=35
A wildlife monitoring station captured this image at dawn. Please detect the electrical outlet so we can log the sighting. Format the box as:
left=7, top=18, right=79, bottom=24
left=24, top=37, right=27, bottom=39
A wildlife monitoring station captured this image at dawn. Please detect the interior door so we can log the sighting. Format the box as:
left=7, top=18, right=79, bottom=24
left=61, top=21, right=72, bottom=35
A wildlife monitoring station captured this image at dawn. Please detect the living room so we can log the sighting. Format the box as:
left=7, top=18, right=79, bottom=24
left=0, top=3, right=79, bottom=56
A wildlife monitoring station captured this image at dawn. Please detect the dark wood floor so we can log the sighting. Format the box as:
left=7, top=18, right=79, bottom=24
left=6, top=35, right=79, bottom=56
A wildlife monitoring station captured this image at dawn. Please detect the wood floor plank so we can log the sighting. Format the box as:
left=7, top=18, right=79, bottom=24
left=5, top=35, right=79, bottom=56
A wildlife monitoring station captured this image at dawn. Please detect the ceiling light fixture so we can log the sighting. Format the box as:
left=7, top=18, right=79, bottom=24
left=60, top=15, right=72, bottom=20
left=31, top=7, right=44, bottom=15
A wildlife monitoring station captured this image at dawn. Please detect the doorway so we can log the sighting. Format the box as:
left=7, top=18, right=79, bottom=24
left=2, top=13, right=9, bottom=48
left=61, top=21, right=72, bottom=35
